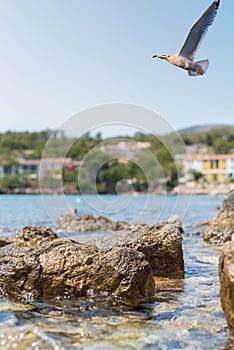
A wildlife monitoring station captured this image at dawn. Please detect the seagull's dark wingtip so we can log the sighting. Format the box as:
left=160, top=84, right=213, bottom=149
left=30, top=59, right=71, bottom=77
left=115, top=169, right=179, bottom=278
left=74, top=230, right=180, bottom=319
left=215, top=0, right=220, bottom=10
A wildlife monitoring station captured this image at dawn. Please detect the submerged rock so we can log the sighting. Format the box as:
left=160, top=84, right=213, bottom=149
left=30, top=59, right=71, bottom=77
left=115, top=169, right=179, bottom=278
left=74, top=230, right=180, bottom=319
left=0, top=237, right=155, bottom=305
left=204, top=190, right=234, bottom=244
left=91, top=221, right=184, bottom=278
left=219, top=239, right=234, bottom=332
left=57, top=213, right=129, bottom=233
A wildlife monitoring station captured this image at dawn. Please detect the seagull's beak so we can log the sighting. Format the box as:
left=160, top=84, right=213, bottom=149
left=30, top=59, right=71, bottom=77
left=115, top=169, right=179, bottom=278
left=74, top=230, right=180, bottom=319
left=152, top=55, right=166, bottom=60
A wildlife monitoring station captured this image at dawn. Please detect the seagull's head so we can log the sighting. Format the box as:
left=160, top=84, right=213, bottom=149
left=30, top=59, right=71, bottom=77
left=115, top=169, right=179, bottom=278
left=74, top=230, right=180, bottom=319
left=152, top=54, right=170, bottom=60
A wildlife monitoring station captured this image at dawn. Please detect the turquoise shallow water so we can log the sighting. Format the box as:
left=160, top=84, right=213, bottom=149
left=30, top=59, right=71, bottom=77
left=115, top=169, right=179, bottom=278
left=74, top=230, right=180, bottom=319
left=0, top=194, right=234, bottom=349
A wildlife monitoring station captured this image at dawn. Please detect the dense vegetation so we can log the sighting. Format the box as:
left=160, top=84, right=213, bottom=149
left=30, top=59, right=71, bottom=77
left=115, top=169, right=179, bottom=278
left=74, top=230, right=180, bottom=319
left=0, top=130, right=51, bottom=160
left=180, top=126, right=234, bottom=154
left=0, top=126, right=233, bottom=193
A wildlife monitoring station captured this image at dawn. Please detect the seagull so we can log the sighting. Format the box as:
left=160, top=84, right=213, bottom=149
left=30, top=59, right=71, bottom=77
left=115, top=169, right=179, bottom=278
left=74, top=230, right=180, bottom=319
left=153, top=0, right=220, bottom=76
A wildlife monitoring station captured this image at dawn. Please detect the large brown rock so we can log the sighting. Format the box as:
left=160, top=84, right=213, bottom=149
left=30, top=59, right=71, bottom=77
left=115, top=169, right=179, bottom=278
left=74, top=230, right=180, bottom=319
left=219, top=240, right=234, bottom=332
left=90, top=221, right=184, bottom=278
left=204, top=191, right=234, bottom=244
left=0, top=218, right=184, bottom=304
left=0, top=238, right=155, bottom=305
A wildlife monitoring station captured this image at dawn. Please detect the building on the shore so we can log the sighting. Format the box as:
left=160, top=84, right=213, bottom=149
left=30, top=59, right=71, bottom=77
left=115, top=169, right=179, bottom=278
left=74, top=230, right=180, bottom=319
left=0, top=163, right=18, bottom=177
left=0, top=158, right=82, bottom=179
left=184, top=154, right=234, bottom=182
left=100, top=141, right=151, bottom=159
left=40, top=158, right=82, bottom=179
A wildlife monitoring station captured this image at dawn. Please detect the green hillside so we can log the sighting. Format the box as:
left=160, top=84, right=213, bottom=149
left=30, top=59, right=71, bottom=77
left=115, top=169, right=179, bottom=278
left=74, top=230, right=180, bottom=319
left=0, top=125, right=234, bottom=193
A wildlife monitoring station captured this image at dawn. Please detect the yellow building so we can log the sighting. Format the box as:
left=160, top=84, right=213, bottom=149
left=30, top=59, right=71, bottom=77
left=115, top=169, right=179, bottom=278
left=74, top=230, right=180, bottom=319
left=191, top=154, right=234, bottom=182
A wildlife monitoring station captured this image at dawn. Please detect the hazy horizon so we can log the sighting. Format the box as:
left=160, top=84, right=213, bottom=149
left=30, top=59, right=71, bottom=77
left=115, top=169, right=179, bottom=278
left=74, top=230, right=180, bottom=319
left=1, top=122, right=233, bottom=140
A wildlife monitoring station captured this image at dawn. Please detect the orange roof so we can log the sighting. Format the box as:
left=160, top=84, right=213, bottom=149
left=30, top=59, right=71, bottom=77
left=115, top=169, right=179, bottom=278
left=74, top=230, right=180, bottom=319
left=19, top=159, right=40, bottom=165
left=18, top=158, right=82, bottom=166
left=190, top=154, right=234, bottom=161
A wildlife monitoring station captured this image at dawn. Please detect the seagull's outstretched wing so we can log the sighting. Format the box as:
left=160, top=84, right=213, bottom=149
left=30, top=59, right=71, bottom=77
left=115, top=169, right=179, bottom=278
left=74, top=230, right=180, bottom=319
left=179, top=0, right=220, bottom=60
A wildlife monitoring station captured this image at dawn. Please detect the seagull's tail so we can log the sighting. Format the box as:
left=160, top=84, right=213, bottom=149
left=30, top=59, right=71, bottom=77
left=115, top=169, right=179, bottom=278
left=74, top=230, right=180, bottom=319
left=188, top=59, right=209, bottom=77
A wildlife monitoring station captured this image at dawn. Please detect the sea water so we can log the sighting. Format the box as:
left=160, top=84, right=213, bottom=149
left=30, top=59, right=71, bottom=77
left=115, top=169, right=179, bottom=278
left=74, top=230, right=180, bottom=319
left=0, top=193, right=233, bottom=349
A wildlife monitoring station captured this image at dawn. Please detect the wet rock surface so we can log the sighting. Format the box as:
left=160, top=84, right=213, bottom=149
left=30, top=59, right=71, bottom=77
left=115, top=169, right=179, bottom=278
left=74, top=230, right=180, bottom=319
left=0, top=238, right=155, bottom=305
left=1, top=195, right=230, bottom=349
left=90, top=221, right=184, bottom=278
left=57, top=213, right=129, bottom=233
left=219, top=239, right=234, bottom=333
left=204, top=190, right=234, bottom=244
left=0, top=228, right=226, bottom=350
left=0, top=217, right=184, bottom=304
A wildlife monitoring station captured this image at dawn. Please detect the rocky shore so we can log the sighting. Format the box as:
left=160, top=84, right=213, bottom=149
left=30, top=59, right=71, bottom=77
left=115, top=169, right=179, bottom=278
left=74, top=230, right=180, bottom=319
left=2, top=191, right=234, bottom=338
left=57, top=211, right=183, bottom=234
left=90, top=221, right=184, bottom=278
left=1, top=181, right=233, bottom=195
left=0, top=218, right=184, bottom=305
left=204, top=190, right=234, bottom=245
left=57, top=213, right=129, bottom=233
left=171, top=182, right=234, bottom=195
left=203, top=190, right=234, bottom=334
left=219, top=239, right=234, bottom=333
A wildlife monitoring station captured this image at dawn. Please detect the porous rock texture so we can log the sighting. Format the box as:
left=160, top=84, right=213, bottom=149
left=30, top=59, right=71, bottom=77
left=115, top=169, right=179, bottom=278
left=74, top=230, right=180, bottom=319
left=0, top=228, right=154, bottom=304
left=204, top=190, right=234, bottom=245
left=0, top=219, right=184, bottom=304
left=91, top=220, right=184, bottom=278
left=10, top=226, right=58, bottom=247
left=219, top=240, right=234, bottom=332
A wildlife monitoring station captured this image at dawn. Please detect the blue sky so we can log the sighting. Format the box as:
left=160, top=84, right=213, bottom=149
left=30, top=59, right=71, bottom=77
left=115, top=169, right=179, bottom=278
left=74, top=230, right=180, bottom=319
left=0, top=0, right=233, bottom=136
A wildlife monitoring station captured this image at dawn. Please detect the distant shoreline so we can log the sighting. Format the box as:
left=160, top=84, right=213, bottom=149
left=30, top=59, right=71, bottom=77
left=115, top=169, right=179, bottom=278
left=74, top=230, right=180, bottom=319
left=0, top=183, right=233, bottom=196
